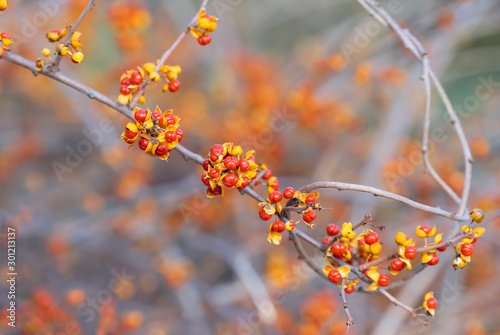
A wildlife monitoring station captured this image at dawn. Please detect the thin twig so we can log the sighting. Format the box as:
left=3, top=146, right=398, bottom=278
left=340, top=278, right=354, bottom=331
left=50, top=0, right=96, bottom=72
left=299, top=181, right=468, bottom=221
left=129, top=0, right=209, bottom=106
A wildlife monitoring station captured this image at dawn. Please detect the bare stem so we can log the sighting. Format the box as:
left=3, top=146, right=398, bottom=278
left=50, top=0, right=96, bottom=72
left=299, top=181, right=468, bottom=221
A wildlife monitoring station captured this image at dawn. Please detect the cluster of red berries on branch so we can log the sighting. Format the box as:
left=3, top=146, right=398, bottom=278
left=118, top=64, right=182, bottom=105
left=190, top=10, right=218, bottom=46
left=201, top=143, right=260, bottom=198
left=121, top=106, right=183, bottom=161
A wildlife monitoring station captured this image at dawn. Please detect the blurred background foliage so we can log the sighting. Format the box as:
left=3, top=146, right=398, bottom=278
left=0, top=0, right=499, bottom=334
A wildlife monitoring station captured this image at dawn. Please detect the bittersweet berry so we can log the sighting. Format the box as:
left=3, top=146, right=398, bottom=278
left=203, top=159, right=210, bottom=171
left=121, top=77, right=131, bottom=86
left=134, top=109, right=148, bottom=122
left=436, top=240, right=447, bottom=252
left=224, top=156, right=238, bottom=170
left=262, top=170, right=272, bottom=180
left=164, top=114, right=176, bottom=126
left=426, top=297, right=438, bottom=309
left=272, top=221, right=285, bottom=233
left=223, top=173, right=238, bottom=187
left=405, top=246, right=417, bottom=260
left=198, top=35, right=211, bottom=45
left=461, top=243, right=473, bottom=256
left=283, top=187, right=295, bottom=199
left=176, top=129, right=183, bottom=142
left=152, top=111, right=163, bottom=124
left=322, top=236, right=332, bottom=245
left=201, top=173, right=210, bottom=186
left=378, top=274, right=390, bottom=287
left=331, top=243, right=346, bottom=258
left=391, top=259, right=405, bottom=272
left=328, top=269, right=342, bottom=283
left=364, top=232, right=379, bottom=245
left=259, top=206, right=273, bottom=221
left=239, top=158, right=249, bottom=172
left=326, top=224, right=340, bottom=236
left=208, top=168, right=220, bottom=179
left=345, top=287, right=355, bottom=294
left=138, top=137, right=150, bottom=151
left=305, top=194, right=317, bottom=204
left=155, top=144, right=169, bottom=156
left=302, top=210, right=317, bottom=223
left=269, top=191, right=282, bottom=203
left=130, top=71, right=143, bottom=85
left=168, top=80, right=180, bottom=92
left=237, top=177, right=249, bottom=190
left=427, top=253, right=439, bottom=266
left=120, top=85, right=131, bottom=95
left=125, top=128, right=137, bottom=139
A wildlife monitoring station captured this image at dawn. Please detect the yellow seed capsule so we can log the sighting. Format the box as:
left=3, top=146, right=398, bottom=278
left=71, top=52, right=84, bottom=63
left=143, top=62, right=156, bottom=74
left=470, top=208, right=485, bottom=223
left=138, top=95, right=146, bottom=104
left=0, top=0, right=7, bottom=11
left=2, top=38, right=12, bottom=47
left=370, top=242, right=382, bottom=255
left=166, top=71, right=177, bottom=82
left=42, top=48, right=51, bottom=57
left=149, top=71, right=160, bottom=81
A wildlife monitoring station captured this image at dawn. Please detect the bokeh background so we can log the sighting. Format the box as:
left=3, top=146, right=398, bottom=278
left=1, top=0, right=499, bottom=334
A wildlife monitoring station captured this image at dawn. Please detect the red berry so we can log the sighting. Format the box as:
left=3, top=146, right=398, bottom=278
left=419, top=226, right=432, bottom=235
left=134, top=109, right=148, bottom=122
left=271, top=180, right=279, bottom=191
left=259, top=206, right=273, bottom=221
left=168, top=80, right=180, bottom=92
left=426, top=297, right=438, bottom=309
left=305, top=194, right=316, bottom=204
left=208, top=168, right=220, bottom=179
left=461, top=243, right=473, bottom=256
left=197, top=35, right=212, bottom=45
left=239, top=158, right=250, bottom=172
left=436, top=240, right=447, bottom=252
left=269, top=191, right=282, bottom=203
left=237, top=177, right=249, bottom=190
left=262, top=170, right=272, bottom=180
left=364, top=232, right=379, bottom=245
left=322, top=236, right=332, bottom=245
left=471, top=237, right=478, bottom=244
left=287, top=221, right=295, bottom=230
left=427, top=253, right=439, bottom=266
left=176, top=129, right=184, bottom=142
left=138, top=137, right=150, bottom=151
left=328, top=269, right=342, bottom=283
left=155, top=144, right=169, bottom=156
left=1, top=32, right=11, bottom=39
left=164, top=131, right=177, bottom=143
left=121, top=77, right=131, bottom=86
left=405, top=246, right=417, bottom=260
left=390, top=259, right=405, bottom=272
left=207, top=185, right=222, bottom=196
left=125, top=128, right=137, bottom=139
left=130, top=71, right=143, bottom=85
left=201, top=173, right=210, bottom=186
left=378, top=274, right=390, bottom=287
left=283, top=187, right=295, bottom=199
left=331, top=243, right=346, bottom=258
left=272, top=221, right=285, bottom=233
left=202, top=159, right=211, bottom=171
left=149, top=112, right=162, bottom=125
left=223, top=173, right=238, bottom=187
left=302, top=211, right=317, bottom=223
left=326, top=224, right=340, bottom=236
left=345, top=287, right=355, bottom=294
left=164, top=114, right=176, bottom=126
left=224, top=156, right=239, bottom=170
left=247, top=155, right=256, bottom=162
left=120, top=85, right=131, bottom=95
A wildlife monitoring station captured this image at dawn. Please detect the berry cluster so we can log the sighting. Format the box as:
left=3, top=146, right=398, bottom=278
left=0, top=31, right=12, bottom=59
left=189, top=10, right=218, bottom=46
left=121, top=106, right=183, bottom=161
left=42, top=28, right=84, bottom=65
left=201, top=143, right=259, bottom=198
left=259, top=183, right=321, bottom=245
left=118, top=64, right=181, bottom=105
